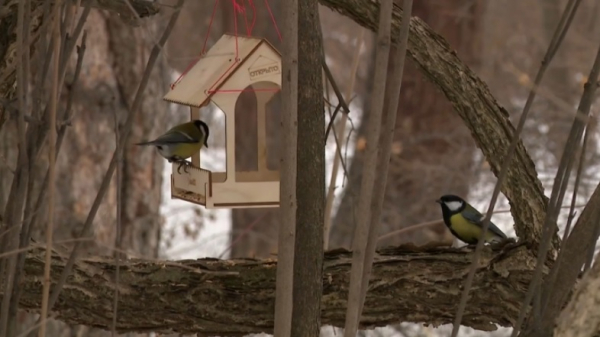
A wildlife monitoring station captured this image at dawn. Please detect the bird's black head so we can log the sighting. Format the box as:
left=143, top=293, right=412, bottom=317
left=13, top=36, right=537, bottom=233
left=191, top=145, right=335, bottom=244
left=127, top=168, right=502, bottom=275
left=192, top=120, right=210, bottom=148
left=436, top=194, right=466, bottom=215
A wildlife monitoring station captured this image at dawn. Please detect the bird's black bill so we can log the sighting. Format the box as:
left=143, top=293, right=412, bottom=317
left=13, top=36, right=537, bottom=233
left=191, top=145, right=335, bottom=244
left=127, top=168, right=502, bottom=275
left=435, top=199, right=442, bottom=204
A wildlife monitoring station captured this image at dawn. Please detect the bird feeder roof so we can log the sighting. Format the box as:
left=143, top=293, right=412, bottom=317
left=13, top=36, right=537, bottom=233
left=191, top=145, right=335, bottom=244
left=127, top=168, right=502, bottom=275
left=163, top=34, right=281, bottom=108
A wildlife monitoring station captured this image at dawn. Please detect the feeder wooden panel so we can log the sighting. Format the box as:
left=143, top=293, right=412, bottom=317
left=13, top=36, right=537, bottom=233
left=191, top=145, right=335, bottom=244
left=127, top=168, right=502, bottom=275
left=164, top=34, right=282, bottom=209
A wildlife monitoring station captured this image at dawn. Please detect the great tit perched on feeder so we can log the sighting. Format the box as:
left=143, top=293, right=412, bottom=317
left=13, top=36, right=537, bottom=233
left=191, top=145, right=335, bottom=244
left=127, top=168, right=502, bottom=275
left=136, top=120, right=209, bottom=174
left=436, top=194, right=508, bottom=245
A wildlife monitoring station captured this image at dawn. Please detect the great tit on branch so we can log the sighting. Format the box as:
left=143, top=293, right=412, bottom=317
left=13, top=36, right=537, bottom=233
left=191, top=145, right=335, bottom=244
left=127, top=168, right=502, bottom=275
left=136, top=120, right=209, bottom=174
left=436, top=194, right=508, bottom=245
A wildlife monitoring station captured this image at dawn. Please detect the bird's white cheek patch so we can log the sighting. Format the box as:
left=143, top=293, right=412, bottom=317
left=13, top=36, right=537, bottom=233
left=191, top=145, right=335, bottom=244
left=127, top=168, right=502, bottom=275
left=445, top=201, right=463, bottom=211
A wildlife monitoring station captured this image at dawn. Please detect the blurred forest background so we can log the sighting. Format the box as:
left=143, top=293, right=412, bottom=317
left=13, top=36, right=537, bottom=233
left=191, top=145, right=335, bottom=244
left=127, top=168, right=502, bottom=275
left=1, top=0, right=600, bottom=336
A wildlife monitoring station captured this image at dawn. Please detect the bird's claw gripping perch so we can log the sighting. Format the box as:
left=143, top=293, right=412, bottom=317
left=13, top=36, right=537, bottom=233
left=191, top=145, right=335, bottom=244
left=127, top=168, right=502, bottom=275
left=177, top=161, right=192, bottom=174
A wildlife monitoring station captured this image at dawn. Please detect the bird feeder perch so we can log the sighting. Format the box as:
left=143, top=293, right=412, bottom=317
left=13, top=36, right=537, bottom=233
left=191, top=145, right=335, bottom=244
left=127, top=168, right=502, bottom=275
left=163, top=34, right=281, bottom=209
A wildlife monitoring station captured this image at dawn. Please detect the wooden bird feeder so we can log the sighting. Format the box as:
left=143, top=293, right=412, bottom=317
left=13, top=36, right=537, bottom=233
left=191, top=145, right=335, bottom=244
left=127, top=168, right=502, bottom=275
left=163, top=34, right=281, bottom=209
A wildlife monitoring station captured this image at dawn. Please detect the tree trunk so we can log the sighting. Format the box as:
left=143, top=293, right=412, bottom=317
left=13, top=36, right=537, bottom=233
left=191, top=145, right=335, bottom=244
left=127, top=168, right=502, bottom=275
left=291, top=0, right=325, bottom=335
left=0, top=5, right=169, bottom=335
left=330, top=0, right=483, bottom=248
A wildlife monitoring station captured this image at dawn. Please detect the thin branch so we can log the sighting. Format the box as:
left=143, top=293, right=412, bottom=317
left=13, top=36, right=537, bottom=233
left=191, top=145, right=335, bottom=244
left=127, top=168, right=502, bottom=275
left=32, top=2, right=185, bottom=330
left=8, top=30, right=85, bottom=322
left=324, top=28, right=364, bottom=250
left=323, top=57, right=351, bottom=141
left=111, top=103, right=123, bottom=336
left=343, top=0, right=393, bottom=335
left=327, top=105, right=350, bottom=183
left=524, top=39, right=600, bottom=337
left=561, top=119, right=591, bottom=249
left=358, top=0, right=412, bottom=317
left=377, top=219, right=444, bottom=243
left=4, top=1, right=33, bottom=335
left=20, top=31, right=87, bottom=269
left=452, top=0, right=581, bottom=335
left=0, top=0, right=32, bottom=333
left=273, top=0, right=298, bottom=333
left=38, top=0, right=62, bottom=335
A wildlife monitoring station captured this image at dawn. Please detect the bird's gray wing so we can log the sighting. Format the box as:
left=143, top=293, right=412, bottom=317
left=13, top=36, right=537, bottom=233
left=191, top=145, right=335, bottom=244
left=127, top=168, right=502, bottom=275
left=462, top=205, right=507, bottom=239
left=147, top=130, right=199, bottom=145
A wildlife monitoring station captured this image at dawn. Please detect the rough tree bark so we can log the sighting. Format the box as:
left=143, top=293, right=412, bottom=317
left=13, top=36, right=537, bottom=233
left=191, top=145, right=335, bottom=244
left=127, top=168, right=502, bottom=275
left=291, top=0, right=325, bottom=336
left=9, top=243, right=537, bottom=335
left=554, top=250, right=600, bottom=337
left=331, top=0, right=482, bottom=249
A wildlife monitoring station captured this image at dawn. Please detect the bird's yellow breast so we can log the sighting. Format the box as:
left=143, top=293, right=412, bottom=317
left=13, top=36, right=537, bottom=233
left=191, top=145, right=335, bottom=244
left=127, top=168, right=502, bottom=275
left=449, top=213, right=496, bottom=243
left=173, top=142, right=203, bottom=160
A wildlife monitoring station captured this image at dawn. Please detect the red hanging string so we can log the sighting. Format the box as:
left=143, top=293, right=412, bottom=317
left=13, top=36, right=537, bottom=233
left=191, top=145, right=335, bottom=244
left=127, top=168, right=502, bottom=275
left=202, top=0, right=220, bottom=54
left=206, top=0, right=241, bottom=94
left=247, top=0, right=257, bottom=35
left=170, top=0, right=282, bottom=92
left=264, top=0, right=282, bottom=42
left=239, top=0, right=250, bottom=36
left=171, top=0, right=221, bottom=89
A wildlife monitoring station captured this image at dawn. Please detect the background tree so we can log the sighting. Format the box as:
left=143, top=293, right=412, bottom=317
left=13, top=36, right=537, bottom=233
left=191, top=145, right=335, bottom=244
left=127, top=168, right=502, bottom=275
left=0, top=1, right=172, bottom=335
left=330, top=0, right=483, bottom=248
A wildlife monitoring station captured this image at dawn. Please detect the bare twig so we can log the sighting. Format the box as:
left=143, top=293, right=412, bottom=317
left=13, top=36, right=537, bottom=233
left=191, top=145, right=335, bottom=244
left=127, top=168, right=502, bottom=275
left=0, top=0, right=32, bottom=333
left=451, top=0, right=581, bottom=335
left=561, top=119, right=591, bottom=247
left=112, top=106, right=123, bottom=336
left=327, top=106, right=350, bottom=184
left=358, top=0, right=412, bottom=317
left=4, top=2, right=33, bottom=335
left=523, top=40, right=600, bottom=337
left=582, top=123, right=598, bottom=273
left=323, top=58, right=351, bottom=141
left=8, top=0, right=53, bottom=331
left=32, top=2, right=185, bottom=329
left=377, top=219, right=444, bottom=243
left=56, top=0, right=92, bottom=100
left=30, top=0, right=53, bottom=119
left=343, top=1, right=393, bottom=335
left=273, top=0, right=298, bottom=335
left=38, top=0, right=62, bottom=335
left=17, top=32, right=87, bottom=284
left=324, top=28, right=364, bottom=250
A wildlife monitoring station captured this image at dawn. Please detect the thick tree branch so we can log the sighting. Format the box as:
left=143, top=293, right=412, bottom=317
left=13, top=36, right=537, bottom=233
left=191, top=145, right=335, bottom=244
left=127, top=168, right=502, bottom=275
left=3, top=244, right=539, bottom=335
left=318, top=0, right=555, bottom=251
left=554, top=252, right=600, bottom=337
